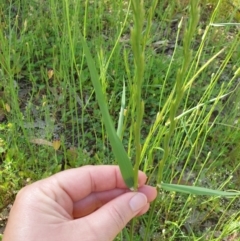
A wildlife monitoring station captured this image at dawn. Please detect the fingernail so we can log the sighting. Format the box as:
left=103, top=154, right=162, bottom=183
left=129, top=193, right=147, bottom=212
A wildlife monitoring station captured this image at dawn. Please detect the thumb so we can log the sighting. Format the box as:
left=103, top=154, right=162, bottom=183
left=84, top=192, right=148, bottom=241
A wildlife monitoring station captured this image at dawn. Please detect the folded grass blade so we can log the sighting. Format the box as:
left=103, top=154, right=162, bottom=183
left=117, top=81, right=125, bottom=138
left=81, top=37, right=134, bottom=189
left=160, top=183, right=240, bottom=197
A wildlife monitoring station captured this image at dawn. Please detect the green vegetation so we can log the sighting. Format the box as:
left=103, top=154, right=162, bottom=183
left=0, top=0, right=240, bottom=240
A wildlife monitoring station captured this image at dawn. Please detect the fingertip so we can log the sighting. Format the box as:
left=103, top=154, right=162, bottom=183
left=137, top=171, right=148, bottom=187
left=138, top=185, right=158, bottom=203
left=136, top=203, right=150, bottom=216
left=129, top=193, right=148, bottom=212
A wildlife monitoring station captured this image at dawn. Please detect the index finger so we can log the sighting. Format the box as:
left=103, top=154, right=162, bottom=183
left=49, top=165, right=147, bottom=202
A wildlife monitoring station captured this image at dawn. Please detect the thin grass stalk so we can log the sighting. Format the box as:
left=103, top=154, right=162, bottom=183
left=128, top=0, right=145, bottom=228
left=143, top=2, right=200, bottom=240
left=140, top=16, right=183, bottom=166
left=182, top=1, right=223, bottom=116
left=129, top=0, right=145, bottom=190
left=123, top=49, right=134, bottom=159
left=173, top=96, right=221, bottom=188
left=193, top=0, right=223, bottom=73
left=157, top=0, right=200, bottom=185
left=79, top=0, right=89, bottom=148
left=128, top=0, right=159, bottom=239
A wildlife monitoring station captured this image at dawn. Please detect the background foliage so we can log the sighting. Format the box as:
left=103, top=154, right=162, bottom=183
left=0, top=0, right=240, bottom=240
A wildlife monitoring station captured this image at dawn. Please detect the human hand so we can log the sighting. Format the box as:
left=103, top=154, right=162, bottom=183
left=3, top=165, right=157, bottom=241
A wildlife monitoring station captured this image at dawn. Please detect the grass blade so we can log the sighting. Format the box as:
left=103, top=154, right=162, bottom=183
left=117, top=81, right=125, bottom=138
left=81, top=37, right=134, bottom=189
left=160, top=183, right=240, bottom=197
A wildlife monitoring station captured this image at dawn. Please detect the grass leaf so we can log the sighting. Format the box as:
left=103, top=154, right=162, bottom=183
left=160, top=183, right=240, bottom=197
left=117, top=81, right=125, bottom=138
left=81, top=37, right=134, bottom=189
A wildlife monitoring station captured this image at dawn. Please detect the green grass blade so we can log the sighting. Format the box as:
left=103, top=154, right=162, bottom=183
left=117, top=81, right=125, bottom=138
left=160, top=183, right=240, bottom=197
left=81, top=37, right=134, bottom=189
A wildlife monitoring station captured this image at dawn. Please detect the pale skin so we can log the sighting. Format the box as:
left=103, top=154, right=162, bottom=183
left=3, top=165, right=157, bottom=241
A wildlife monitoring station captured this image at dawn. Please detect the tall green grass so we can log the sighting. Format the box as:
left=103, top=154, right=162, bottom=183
left=0, top=0, right=240, bottom=240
